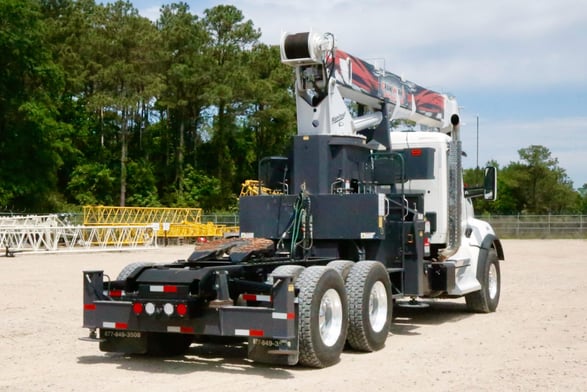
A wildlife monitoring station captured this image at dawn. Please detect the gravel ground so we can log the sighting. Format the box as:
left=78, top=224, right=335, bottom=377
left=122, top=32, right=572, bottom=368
left=1, top=239, right=586, bottom=391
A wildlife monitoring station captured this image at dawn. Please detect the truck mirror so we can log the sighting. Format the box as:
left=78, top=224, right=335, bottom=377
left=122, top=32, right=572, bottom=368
left=483, top=166, right=497, bottom=201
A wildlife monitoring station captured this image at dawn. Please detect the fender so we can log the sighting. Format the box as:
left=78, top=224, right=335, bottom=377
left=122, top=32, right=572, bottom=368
left=476, top=235, right=504, bottom=280
left=480, top=234, right=505, bottom=261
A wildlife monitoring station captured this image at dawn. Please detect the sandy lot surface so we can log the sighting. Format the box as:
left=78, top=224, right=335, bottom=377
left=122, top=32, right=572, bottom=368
left=1, top=239, right=586, bottom=391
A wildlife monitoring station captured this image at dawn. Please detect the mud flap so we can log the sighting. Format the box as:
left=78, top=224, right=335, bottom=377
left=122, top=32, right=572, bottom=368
left=247, top=336, right=299, bottom=366
left=99, top=329, right=148, bottom=354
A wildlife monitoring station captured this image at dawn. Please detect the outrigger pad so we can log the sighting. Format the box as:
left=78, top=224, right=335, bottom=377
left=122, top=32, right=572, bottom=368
left=187, top=238, right=275, bottom=263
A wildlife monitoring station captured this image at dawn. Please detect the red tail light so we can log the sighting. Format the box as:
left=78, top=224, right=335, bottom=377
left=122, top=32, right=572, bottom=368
left=176, top=303, right=188, bottom=317
left=132, top=302, right=143, bottom=315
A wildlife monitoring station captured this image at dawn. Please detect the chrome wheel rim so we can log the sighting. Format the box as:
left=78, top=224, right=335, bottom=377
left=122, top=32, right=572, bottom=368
left=319, top=288, right=344, bottom=346
left=488, top=263, right=498, bottom=299
left=369, top=281, right=388, bottom=333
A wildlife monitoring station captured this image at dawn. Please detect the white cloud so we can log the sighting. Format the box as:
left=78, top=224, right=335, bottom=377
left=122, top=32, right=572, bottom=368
left=136, top=1, right=587, bottom=90
left=141, top=6, right=160, bottom=22
left=235, top=0, right=587, bottom=91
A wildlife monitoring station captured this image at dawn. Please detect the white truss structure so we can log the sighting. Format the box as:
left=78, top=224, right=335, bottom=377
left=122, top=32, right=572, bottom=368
left=0, top=214, right=158, bottom=254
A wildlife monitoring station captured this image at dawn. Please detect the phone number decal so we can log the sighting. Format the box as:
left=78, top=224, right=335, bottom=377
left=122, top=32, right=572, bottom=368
left=102, top=330, right=141, bottom=339
left=251, top=338, right=292, bottom=348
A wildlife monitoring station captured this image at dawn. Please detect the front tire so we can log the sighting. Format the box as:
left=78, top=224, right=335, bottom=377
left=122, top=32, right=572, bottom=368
left=466, top=248, right=501, bottom=313
left=296, top=266, right=348, bottom=368
left=346, top=261, right=392, bottom=352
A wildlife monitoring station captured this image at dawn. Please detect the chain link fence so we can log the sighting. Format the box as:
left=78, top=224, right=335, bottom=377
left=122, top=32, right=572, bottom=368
left=202, top=213, right=587, bottom=239
left=482, top=214, right=587, bottom=239
left=201, top=214, right=239, bottom=227
left=4, top=212, right=586, bottom=239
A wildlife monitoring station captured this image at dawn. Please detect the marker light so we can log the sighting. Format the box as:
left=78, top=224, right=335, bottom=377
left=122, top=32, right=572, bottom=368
left=145, top=302, right=156, bottom=315
left=132, top=302, right=143, bottom=315
left=176, top=303, right=188, bottom=317
left=163, top=303, right=174, bottom=316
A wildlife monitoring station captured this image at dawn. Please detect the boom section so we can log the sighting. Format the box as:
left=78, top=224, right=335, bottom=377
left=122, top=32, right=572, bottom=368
left=280, top=31, right=459, bottom=137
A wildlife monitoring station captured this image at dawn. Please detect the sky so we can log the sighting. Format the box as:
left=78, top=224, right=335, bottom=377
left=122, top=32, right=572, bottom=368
left=130, top=0, right=587, bottom=188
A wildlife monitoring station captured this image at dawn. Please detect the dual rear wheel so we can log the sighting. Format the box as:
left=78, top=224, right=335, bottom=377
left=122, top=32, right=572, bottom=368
left=295, top=260, right=392, bottom=368
left=344, top=261, right=392, bottom=352
left=116, top=261, right=393, bottom=366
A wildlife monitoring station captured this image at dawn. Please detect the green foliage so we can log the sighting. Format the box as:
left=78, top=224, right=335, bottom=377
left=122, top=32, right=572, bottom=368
left=245, top=44, right=296, bottom=159
left=467, top=145, right=582, bottom=215
left=578, top=184, right=587, bottom=213
left=200, top=4, right=261, bottom=200
left=156, top=2, right=209, bottom=204
left=125, top=160, right=160, bottom=206
left=3, top=1, right=289, bottom=212
left=0, top=0, right=67, bottom=211
left=175, top=165, right=224, bottom=210
left=390, top=119, right=417, bottom=131
left=1, top=1, right=583, bottom=215
left=67, top=163, right=116, bottom=205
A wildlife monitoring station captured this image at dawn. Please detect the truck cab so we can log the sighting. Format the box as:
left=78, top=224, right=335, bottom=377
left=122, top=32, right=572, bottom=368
left=389, top=130, right=503, bottom=299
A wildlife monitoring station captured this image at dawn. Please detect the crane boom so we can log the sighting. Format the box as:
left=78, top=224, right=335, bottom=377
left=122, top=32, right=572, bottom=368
left=280, top=32, right=459, bottom=138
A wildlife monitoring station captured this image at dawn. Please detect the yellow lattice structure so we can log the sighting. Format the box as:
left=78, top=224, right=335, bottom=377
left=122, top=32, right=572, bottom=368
left=240, top=180, right=282, bottom=196
left=84, top=206, right=203, bottom=225
left=83, top=206, right=237, bottom=239
left=170, top=221, right=239, bottom=238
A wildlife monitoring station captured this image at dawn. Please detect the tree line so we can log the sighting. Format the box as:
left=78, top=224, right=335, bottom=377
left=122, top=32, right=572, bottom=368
left=1, top=0, right=586, bottom=214
left=465, top=145, right=587, bottom=214
left=1, top=0, right=296, bottom=212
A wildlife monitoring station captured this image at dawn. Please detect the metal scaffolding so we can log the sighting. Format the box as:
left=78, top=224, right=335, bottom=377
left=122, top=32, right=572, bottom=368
left=83, top=206, right=238, bottom=239
left=0, top=214, right=157, bottom=254
left=83, top=206, right=203, bottom=226
left=1, top=206, right=241, bottom=255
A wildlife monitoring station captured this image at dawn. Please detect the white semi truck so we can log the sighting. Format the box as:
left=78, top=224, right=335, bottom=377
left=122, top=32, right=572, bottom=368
left=82, top=31, right=504, bottom=368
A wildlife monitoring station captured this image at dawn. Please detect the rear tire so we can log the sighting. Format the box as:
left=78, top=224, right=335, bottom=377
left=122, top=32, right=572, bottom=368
left=346, top=261, right=392, bottom=352
left=296, top=266, right=348, bottom=368
left=117, top=262, right=153, bottom=280
left=267, top=265, right=305, bottom=284
left=327, top=260, right=355, bottom=282
left=466, top=248, right=501, bottom=313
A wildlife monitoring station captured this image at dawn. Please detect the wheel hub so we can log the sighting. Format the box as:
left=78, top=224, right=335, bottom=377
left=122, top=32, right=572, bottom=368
left=319, top=288, right=343, bottom=347
left=368, top=281, right=388, bottom=332
left=488, top=263, right=498, bottom=299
